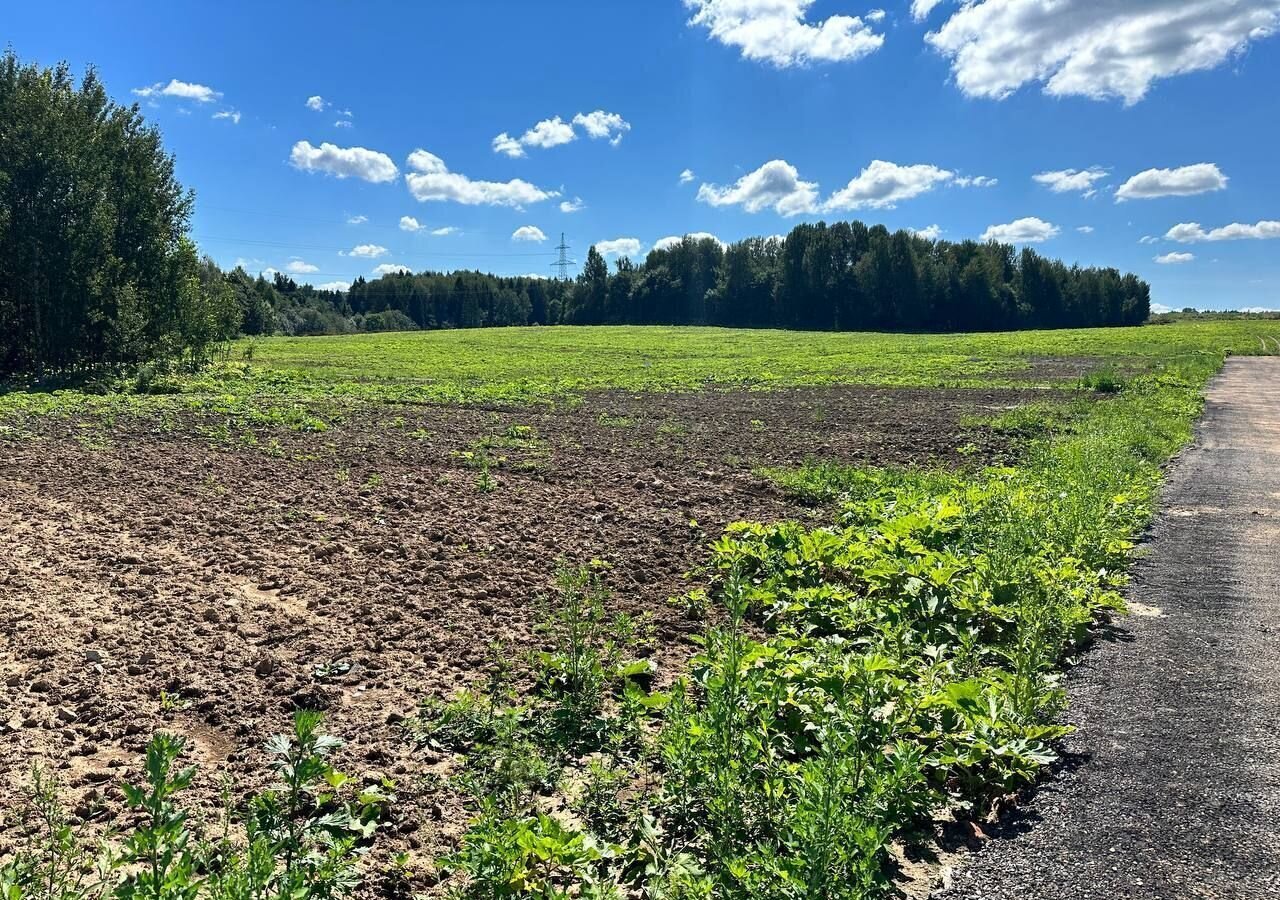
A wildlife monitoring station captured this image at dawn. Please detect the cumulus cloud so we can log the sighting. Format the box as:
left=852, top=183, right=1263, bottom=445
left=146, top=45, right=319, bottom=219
left=212, top=109, right=241, bottom=124
left=285, top=259, right=319, bottom=274
left=653, top=232, right=726, bottom=251
left=1165, top=220, right=1280, bottom=242
left=866, top=8, right=887, bottom=22
left=560, top=197, right=586, bottom=213
left=1155, top=251, right=1195, bottom=264
left=685, top=0, right=885, bottom=67
left=1116, top=163, right=1228, bottom=200
left=697, top=159, right=820, bottom=216
left=595, top=238, right=644, bottom=258
left=316, top=281, right=351, bottom=292
left=334, top=119, right=353, bottom=129
left=1034, top=167, right=1108, bottom=194
left=133, top=79, right=221, bottom=103
left=910, top=224, right=943, bottom=240
left=372, top=263, right=412, bottom=276
left=513, top=225, right=548, bottom=242
left=955, top=175, right=998, bottom=188
left=925, top=0, right=1280, bottom=105
left=494, top=110, right=630, bottom=157
left=1077, top=225, right=1095, bottom=234
left=679, top=168, right=697, bottom=184
left=572, top=110, right=631, bottom=145
left=825, top=160, right=955, bottom=211
left=346, top=215, right=368, bottom=225
left=306, top=95, right=327, bottom=112
left=431, top=226, right=459, bottom=236
left=522, top=116, right=577, bottom=149
left=981, top=217, right=1060, bottom=243
left=289, top=141, right=399, bottom=183
left=405, top=150, right=557, bottom=207
left=345, top=244, right=389, bottom=259
left=399, top=216, right=423, bottom=233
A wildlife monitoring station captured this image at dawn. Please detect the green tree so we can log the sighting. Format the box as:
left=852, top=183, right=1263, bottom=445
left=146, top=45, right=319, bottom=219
left=0, top=52, right=239, bottom=376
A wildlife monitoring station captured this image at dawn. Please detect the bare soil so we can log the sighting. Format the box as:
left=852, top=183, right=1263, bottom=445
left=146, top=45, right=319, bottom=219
left=0, top=384, right=1035, bottom=890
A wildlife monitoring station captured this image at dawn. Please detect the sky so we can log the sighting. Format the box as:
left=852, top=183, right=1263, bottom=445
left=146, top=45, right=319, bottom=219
left=7, top=0, right=1280, bottom=312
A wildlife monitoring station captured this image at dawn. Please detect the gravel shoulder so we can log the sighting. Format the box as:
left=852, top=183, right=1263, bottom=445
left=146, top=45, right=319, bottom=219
left=938, top=357, right=1280, bottom=900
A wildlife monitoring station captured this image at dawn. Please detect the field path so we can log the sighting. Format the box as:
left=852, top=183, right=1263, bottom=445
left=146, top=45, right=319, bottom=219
left=940, top=356, right=1280, bottom=900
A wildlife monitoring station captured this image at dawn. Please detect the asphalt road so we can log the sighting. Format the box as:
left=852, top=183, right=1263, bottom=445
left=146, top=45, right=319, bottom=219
left=938, top=356, right=1280, bottom=900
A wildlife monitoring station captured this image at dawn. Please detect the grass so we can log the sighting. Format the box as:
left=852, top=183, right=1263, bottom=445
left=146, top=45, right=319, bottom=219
left=201, top=321, right=1274, bottom=403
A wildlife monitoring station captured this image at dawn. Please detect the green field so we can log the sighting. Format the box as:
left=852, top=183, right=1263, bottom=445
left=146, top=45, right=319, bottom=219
left=202, top=320, right=1276, bottom=403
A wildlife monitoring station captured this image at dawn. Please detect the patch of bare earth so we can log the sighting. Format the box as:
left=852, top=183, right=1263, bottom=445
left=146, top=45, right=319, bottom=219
left=0, top=385, right=1035, bottom=892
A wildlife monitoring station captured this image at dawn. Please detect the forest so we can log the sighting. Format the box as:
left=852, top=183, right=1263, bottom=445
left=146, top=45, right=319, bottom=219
left=240, top=226, right=1151, bottom=341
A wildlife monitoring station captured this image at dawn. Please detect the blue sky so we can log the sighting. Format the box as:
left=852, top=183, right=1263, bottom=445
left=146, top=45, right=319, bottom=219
left=8, top=0, right=1280, bottom=311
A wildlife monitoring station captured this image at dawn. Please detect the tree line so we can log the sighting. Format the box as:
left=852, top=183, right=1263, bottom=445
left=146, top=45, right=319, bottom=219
left=331, top=224, right=1150, bottom=334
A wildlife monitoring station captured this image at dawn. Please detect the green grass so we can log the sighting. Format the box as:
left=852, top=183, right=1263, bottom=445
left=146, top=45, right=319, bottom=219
left=2, top=321, right=1276, bottom=425
left=193, top=320, right=1277, bottom=405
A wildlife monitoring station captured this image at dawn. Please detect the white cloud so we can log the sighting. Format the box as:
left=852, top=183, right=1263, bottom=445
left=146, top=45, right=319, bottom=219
left=492, top=132, right=525, bottom=158
left=1151, top=302, right=1173, bottom=314
left=911, top=0, right=945, bottom=20
left=572, top=110, right=631, bottom=145
left=825, top=160, right=955, bottom=211
left=513, top=225, right=548, bottom=242
left=1139, top=235, right=1160, bottom=244
left=405, top=149, right=557, bottom=207
left=212, top=109, right=241, bottom=124
left=306, top=95, right=327, bottom=112
left=981, top=216, right=1060, bottom=243
left=133, top=79, right=221, bottom=103
left=1240, top=305, right=1280, bottom=312
left=345, top=244, right=389, bottom=259
left=316, top=281, right=351, bottom=292
left=1155, top=251, right=1195, bottom=264
left=285, top=259, right=319, bottom=274
left=560, top=197, right=586, bottom=213
left=399, top=216, right=423, bottom=233
left=685, top=0, right=885, bottom=67
left=1116, top=163, right=1228, bottom=200
left=523, top=116, right=577, bottom=149
left=372, top=263, right=412, bottom=276
left=431, top=226, right=459, bottom=236
left=494, top=110, right=630, bottom=157
left=925, top=0, right=1280, bottom=105
left=866, top=8, right=886, bottom=23
left=334, top=119, right=353, bottom=128
left=954, top=174, right=998, bottom=188
left=1033, top=167, right=1108, bottom=194
left=346, top=214, right=368, bottom=225
left=679, top=168, right=697, bottom=184
left=697, top=159, right=820, bottom=216
left=1077, top=225, right=1095, bottom=234
left=595, top=238, right=644, bottom=258
left=1165, top=220, right=1280, bottom=242
left=289, top=141, right=399, bottom=183
left=653, top=232, right=726, bottom=251
left=910, top=224, right=943, bottom=240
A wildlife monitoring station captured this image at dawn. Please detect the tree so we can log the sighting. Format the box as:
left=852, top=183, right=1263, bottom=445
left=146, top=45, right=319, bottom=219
left=0, top=52, right=238, bottom=376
